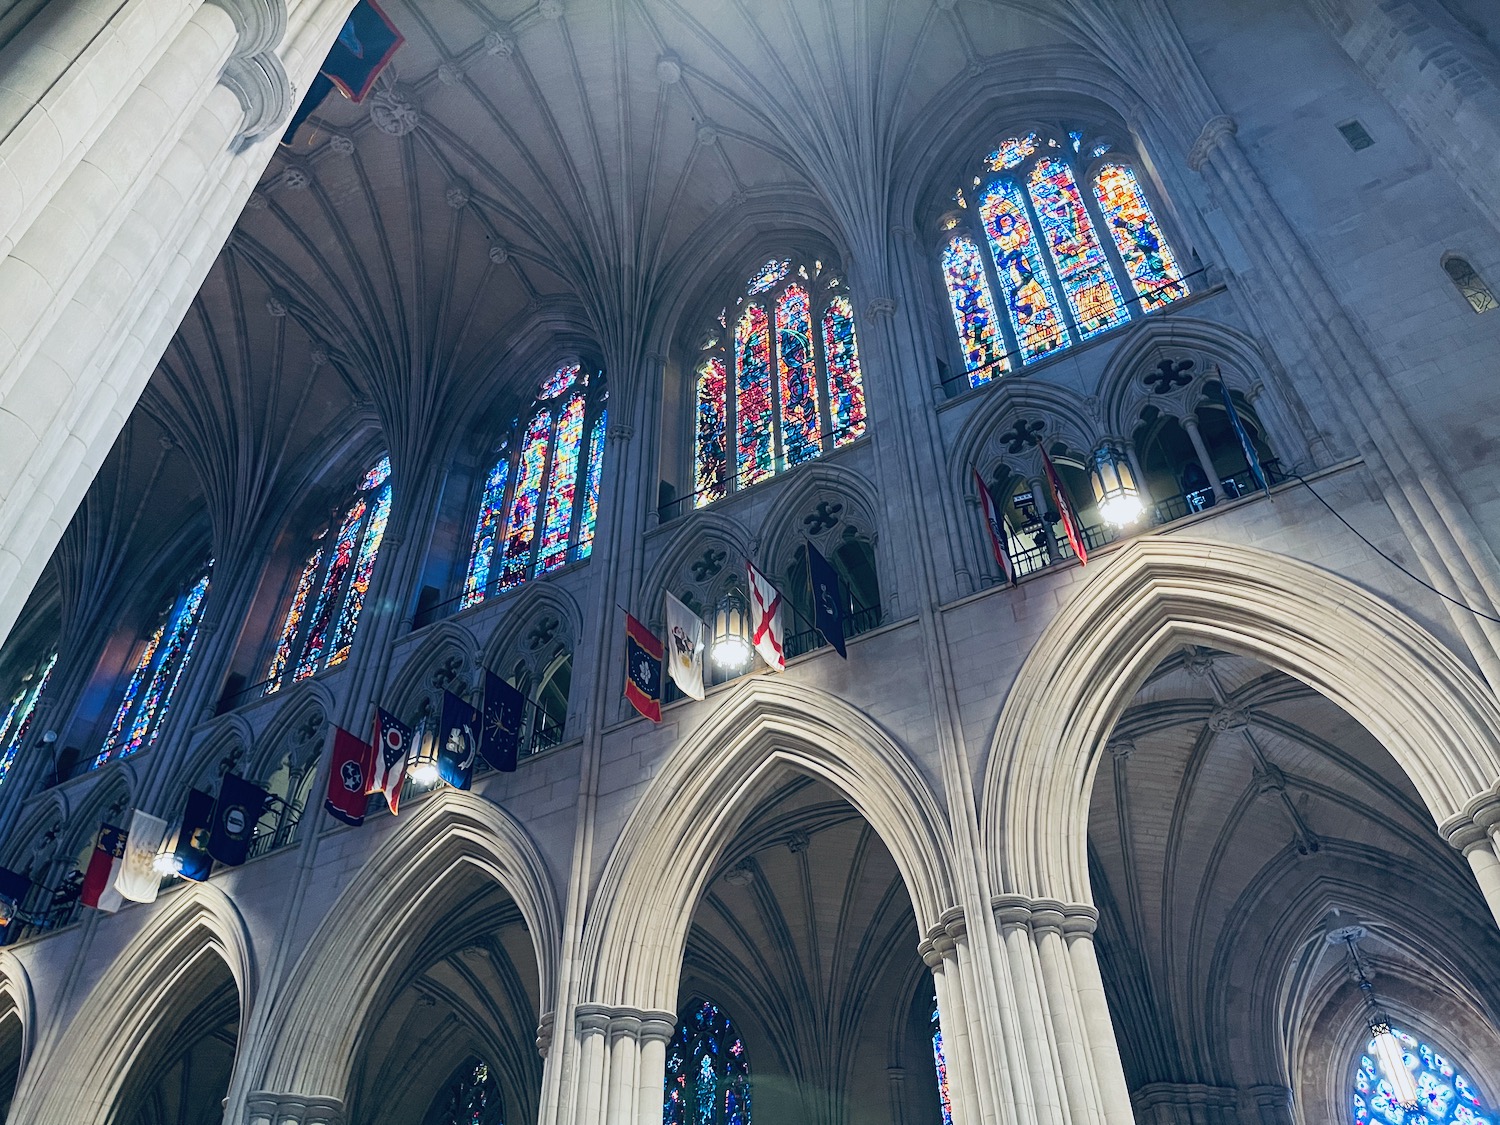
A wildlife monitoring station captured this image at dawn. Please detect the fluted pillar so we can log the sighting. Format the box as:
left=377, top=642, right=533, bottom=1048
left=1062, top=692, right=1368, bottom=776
left=993, top=897, right=1067, bottom=1125
left=570, top=1004, right=676, bottom=1125
left=244, top=1091, right=345, bottom=1125
left=1444, top=794, right=1500, bottom=930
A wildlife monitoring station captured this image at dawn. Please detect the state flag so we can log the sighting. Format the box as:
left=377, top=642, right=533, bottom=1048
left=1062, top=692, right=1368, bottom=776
left=665, top=593, right=706, bottom=701
left=175, top=788, right=216, bottom=881
left=321, top=0, right=405, bottom=101
left=115, top=810, right=169, bottom=904
left=325, top=727, right=373, bottom=826
left=209, top=774, right=269, bottom=866
left=624, top=612, right=663, bottom=723
left=806, top=540, right=848, bottom=658
left=973, top=470, right=1016, bottom=585
left=0, top=867, right=29, bottom=910
left=480, top=670, right=525, bottom=772
left=1041, top=449, right=1089, bottom=566
left=1218, top=378, right=1271, bottom=497
left=81, top=824, right=128, bottom=913
left=370, top=708, right=413, bottom=814
left=747, top=561, right=786, bottom=671
left=438, top=690, right=480, bottom=790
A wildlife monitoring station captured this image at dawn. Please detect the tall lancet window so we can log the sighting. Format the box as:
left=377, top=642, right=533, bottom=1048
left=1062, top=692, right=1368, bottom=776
left=1352, top=1026, right=1491, bottom=1125
left=96, top=564, right=213, bottom=765
left=264, top=454, right=392, bottom=694
left=664, top=1000, right=751, bottom=1125
left=691, top=257, right=867, bottom=509
left=461, top=363, right=608, bottom=609
left=0, top=651, right=56, bottom=786
left=931, top=996, right=954, bottom=1125
left=938, top=128, right=1188, bottom=388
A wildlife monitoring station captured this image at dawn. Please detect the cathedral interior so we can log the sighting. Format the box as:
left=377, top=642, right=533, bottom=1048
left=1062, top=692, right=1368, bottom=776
left=0, top=0, right=1498, bottom=1123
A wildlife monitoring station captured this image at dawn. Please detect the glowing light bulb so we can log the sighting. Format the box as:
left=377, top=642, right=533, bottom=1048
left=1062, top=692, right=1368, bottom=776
left=411, top=762, right=440, bottom=786
left=1369, top=1022, right=1419, bottom=1110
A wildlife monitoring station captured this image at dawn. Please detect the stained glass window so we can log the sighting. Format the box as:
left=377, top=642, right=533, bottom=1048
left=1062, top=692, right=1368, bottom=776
left=980, top=180, right=1070, bottom=363
left=694, top=358, right=730, bottom=506
left=461, top=368, right=608, bottom=602
left=435, top=1058, right=503, bottom=1125
left=0, top=653, right=55, bottom=787
left=1028, top=158, right=1128, bottom=338
left=747, top=258, right=790, bottom=295
left=932, top=997, right=954, bottom=1125
left=577, top=411, right=606, bottom=559
left=775, top=285, right=822, bottom=466
left=97, top=566, right=212, bottom=765
left=942, top=236, right=1008, bottom=384
left=942, top=130, right=1187, bottom=385
left=1094, top=163, right=1187, bottom=312
left=822, top=295, right=866, bottom=445
left=664, top=1000, right=750, bottom=1125
left=735, top=305, right=775, bottom=488
left=264, top=454, right=394, bottom=694
left=1353, top=1027, right=1491, bottom=1125
left=461, top=461, right=509, bottom=610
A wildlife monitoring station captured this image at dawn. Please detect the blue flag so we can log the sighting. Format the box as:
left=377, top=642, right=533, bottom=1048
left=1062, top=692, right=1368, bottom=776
left=175, top=788, right=216, bottom=881
left=806, top=540, right=848, bottom=659
left=481, top=670, right=525, bottom=773
left=208, top=774, right=269, bottom=866
left=438, top=690, right=480, bottom=790
left=1219, top=381, right=1270, bottom=496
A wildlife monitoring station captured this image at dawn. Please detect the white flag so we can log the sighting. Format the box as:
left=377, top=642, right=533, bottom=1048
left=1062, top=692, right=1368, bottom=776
left=664, top=592, right=706, bottom=701
left=747, top=562, right=786, bottom=671
left=115, top=810, right=169, bottom=904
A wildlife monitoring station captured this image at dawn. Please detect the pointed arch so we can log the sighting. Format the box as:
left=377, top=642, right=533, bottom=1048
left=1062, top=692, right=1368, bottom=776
left=243, top=679, right=334, bottom=783
left=579, top=677, right=958, bottom=1012
left=639, top=511, right=756, bottom=615
left=948, top=378, right=1100, bottom=497
left=11, top=882, right=252, bottom=1123
left=172, top=713, right=255, bottom=796
left=246, top=790, right=561, bottom=1099
left=755, top=461, right=884, bottom=578
left=981, top=537, right=1500, bottom=903
left=384, top=620, right=482, bottom=723
left=479, top=584, right=584, bottom=676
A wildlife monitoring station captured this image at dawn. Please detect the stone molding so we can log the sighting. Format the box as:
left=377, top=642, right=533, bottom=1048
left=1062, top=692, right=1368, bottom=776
left=990, top=894, right=1099, bottom=936
left=246, top=1091, right=346, bottom=1125
left=208, top=0, right=294, bottom=151
left=1187, top=114, right=1237, bottom=172
left=573, top=1003, right=677, bottom=1044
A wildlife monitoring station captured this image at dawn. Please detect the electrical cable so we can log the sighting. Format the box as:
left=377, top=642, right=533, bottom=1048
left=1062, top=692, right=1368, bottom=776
left=1291, top=472, right=1500, bottom=624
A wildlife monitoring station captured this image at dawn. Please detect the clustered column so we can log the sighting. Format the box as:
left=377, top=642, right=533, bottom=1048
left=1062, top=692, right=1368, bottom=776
left=573, top=1004, right=676, bottom=1125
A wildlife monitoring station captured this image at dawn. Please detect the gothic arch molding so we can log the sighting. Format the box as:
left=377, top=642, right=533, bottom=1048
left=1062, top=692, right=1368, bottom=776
left=982, top=536, right=1500, bottom=904
left=639, top=510, right=755, bottom=615
left=384, top=620, right=481, bottom=722
left=478, top=584, right=583, bottom=676
left=12, top=882, right=253, bottom=1124
left=247, top=790, right=561, bottom=1099
left=580, top=676, right=958, bottom=1012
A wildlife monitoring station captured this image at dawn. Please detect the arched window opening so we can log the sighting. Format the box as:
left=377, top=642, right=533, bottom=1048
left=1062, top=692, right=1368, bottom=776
left=1443, top=256, right=1498, bottom=314
left=96, top=563, right=213, bottom=766
left=462, top=364, right=608, bottom=609
left=931, top=997, right=954, bottom=1125
left=265, top=453, right=392, bottom=694
left=937, top=128, right=1189, bottom=390
left=1353, top=1027, right=1492, bottom=1125
left=688, top=258, right=868, bottom=511
left=1132, top=389, right=1279, bottom=522
left=783, top=532, right=882, bottom=659
left=0, top=650, right=56, bottom=787
left=248, top=741, right=320, bottom=859
left=664, top=999, right=751, bottom=1125
left=427, top=1056, right=504, bottom=1125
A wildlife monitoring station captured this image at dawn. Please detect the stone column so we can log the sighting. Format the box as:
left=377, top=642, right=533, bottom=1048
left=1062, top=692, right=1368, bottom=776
left=1445, top=800, right=1500, bottom=930
left=570, top=1004, right=676, bottom=1125
left=1060, top=906, right=1136, bottom=1125
left=1180, top=415, right=1227, bottom=502
left=245, top=1091, right=346, bottom=1125
left=992, top=897, right=1066, bottom=1125
left=1246, top=1084, right=1295, bottom=1125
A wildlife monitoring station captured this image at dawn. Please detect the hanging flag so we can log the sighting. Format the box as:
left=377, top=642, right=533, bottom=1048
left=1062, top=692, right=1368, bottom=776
left=325, top=727, right=374, bottom=826
left=624, top=612, right=663, bottom=723
left=806, top=540, right=848, bottom=658
left=1040, top=449, right=1089, bottom=566
left=438, top=690, right=480, bottom=790
left=0, top=867, right=29, bottom=911
left=480, top=670, right=525, bottom=772
left=973, top=470, right=1016, bottom=585
left=746, top=561, right=786, bottom=671
left=175, top=788, right=215, bottom=881
left=281, top=1, right=405, bottom=143
left=369, top=708, right=413, bottom=813
left=113, top=810, right=169, bottom=904
left=209, top=774, right=269, bottom=866
left=665, top=593, right=707, bottom=701
left=1218, top=379, right=1271, bottom=497
left=80, top=824, right=128, bottom=913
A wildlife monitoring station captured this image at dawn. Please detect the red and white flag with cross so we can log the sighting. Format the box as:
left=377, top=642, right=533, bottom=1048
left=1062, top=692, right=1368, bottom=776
left=747, top=561, right=786, bottom=672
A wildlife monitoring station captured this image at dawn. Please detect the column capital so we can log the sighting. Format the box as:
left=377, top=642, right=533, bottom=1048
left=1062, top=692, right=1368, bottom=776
left=574, top=1003, right=677, bottom=1041
left=1439, top=785, right=1500, bottom=850
left=246, top=1091, right=346, bottom=1125
left=1188, top=115, right=1238, bottom=172
left=991, top=893, right=1034, bottom=928
left=865, top=296, right=898, bottom=320
left=535, top=1010, right=554, bottom=1056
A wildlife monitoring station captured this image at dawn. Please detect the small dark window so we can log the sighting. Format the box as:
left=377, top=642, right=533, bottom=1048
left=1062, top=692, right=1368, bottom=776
left=1336, top=120, right=1375, bottom=150
left=1443, top=256, right=1499, bottom=314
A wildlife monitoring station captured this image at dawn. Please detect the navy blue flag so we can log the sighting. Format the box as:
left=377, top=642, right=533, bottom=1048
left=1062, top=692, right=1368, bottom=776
left=175, top=788, right=216, bottom=881
left=806, top=540, right=848, bottom=659
left=209, top=774, right=269, bottom=866
left=282, top=0, right=405, bottom=142
left=439, top=690, right=481, bottom=790
left=0, top=866, right=28, bottom=908
left=481, top=670, right=525, bottom=773
left=1219, top=381, right=1270, bottom=497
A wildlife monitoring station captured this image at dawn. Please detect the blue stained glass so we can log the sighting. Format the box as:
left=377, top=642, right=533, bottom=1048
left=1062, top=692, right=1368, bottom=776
left=746, top=258, right=790, bottom=295
left=463, top=459, right=510, bottom=609
left=0, top=653, right=55, bottom=787
left=941, top=236, right=1007, bottom=384
left=735, top=306, right=775, bottom=487
left=980, top=179, right=1071, bottom=363
left=537, top=392, right=587, bottom=573
left=1027, top=158, right=1128, bottom=339
left=360, top=454, right=391, bottom=491
left=576, top=410, right=606, bottom=559
left=539, top=362, right=581, bottom=399
left=663, top=1001, right=750, bottom=1125
left=329, top=478, right=390, bottom=665
left=1354, top=1028, right=1491, bottom=1125
left=296, top=496, right=366, bottom=680
left=932, top=997, right=954, bottom=1125
left=500, top=409, right=553, bottom=590
left=775, top=285, right=821, bottom=466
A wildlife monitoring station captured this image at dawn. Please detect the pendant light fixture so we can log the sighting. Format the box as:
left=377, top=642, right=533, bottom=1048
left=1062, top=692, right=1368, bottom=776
left=1330, top=924, right=1419, bottom=1110
left=711, top=589, right=753, bottom=673
left=1088, top=442, right=1146, bottom=527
